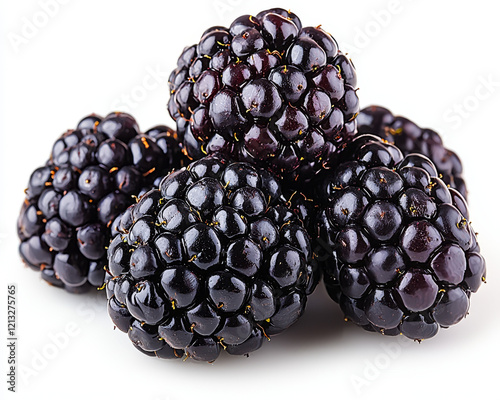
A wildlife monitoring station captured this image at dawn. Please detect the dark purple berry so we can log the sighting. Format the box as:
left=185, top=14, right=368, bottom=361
left=18, top=113, right=183, bottom=293
left=315, top=135, right=485, bottom=340
left=106, top=156, right=317, bottom=361
left=167, top=9, right=357, bottom=183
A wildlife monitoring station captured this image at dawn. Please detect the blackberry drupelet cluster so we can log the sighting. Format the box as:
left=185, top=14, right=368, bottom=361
left=168, top=7, right=359, bottom=184
left=358, top=105, right=467, bottom=199
left=106, top=155, right=319, bottom=361
left=314, top=135, right=485, bottom=340
left=18, top=112, right=183, bottom=293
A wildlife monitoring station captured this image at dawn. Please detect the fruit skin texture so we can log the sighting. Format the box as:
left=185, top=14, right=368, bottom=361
left=314, top=134, right=485, bottom=340
left=106, top=155, right=319, bottom=362
left=17, top=112, right=183, bottom=293
left=357, top=105, right=467, bottom=199
left=168, top=8, right=359, bottom=184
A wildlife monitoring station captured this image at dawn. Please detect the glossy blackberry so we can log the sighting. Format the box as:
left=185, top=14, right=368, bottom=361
left=314, top=135, right=485, bottom=340
left=358, top=105, right=467, bottom=199
left=18, top=112, right=183, bottom=293
left=106, top=155, right=319, bottom=361
left=168, top=8, right=358, bottom=184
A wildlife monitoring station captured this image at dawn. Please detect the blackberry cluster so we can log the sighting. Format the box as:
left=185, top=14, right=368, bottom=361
left=106, top=155, right=319, bottom=361
left=16, top=7, right=488, bottom=364
left=315, top=135, right=485, bottom=340
left=17, top=112, right=183, bottom=293
left=168, top=7, right=359, bottom=183
left=358, top=105, right=467, bottom=199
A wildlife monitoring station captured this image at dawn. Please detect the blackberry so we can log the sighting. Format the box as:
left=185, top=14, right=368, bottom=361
left=358, top=105, right=467, bottom=199
left=168, top=8, right=358, bottom=184
left=106, top=155, right=319, bottom=361
left=18, top=112, right=183, bottom=293
left=314, top=135, right=485, bottom=340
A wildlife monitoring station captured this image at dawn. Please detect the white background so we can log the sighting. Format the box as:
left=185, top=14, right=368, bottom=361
left=1, top=0, right=500, bottom=399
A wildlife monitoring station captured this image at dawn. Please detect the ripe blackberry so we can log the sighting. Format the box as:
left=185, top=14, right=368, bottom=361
left=358, top=105, right=467, bottom=199
left=168, top=8, right=358, bottom=184
left=314, top=135, right=485, bottom=340
left=106, top=155, right=319, bottom=361
left=18, top=112, right=183, bottom=293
